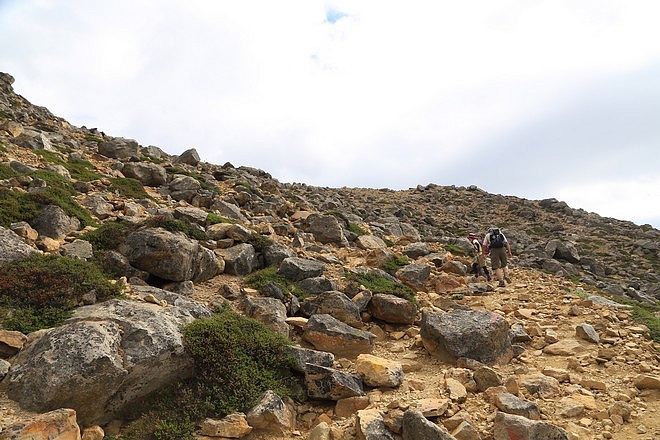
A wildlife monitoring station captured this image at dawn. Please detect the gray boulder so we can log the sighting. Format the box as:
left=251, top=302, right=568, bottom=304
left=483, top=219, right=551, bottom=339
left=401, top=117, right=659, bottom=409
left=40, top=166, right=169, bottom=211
left=303, top=314, right=376, bottom=358
left=5, top=298, right=211, bottom=426
left=396, top=263, right=431, bottom=289
left=80, top=195, right=114, bottom=219
left=60, top=239, right=93, bottom=260
left=98, top=137, right=139, bottom=160
left=305, top=364, right=365, bottom=400
left=176, top=148, right=201, bottom=166
left=300, top=291, right=362, bottom=327
left=246, top=390, right=296, bottom=434
left=210, top=200, right=248, bottom=223
left=402, top=409, right=456, bottom=440
left=169, top=174, right=201, bottom=202
left=241, top=296, right=289, bottom=337
left=298, top=277, right=337, bottom=295
left=122, top=162, right=167, bottom=187
left=278, top=257, right=325, bottom=281
left=493, top=392, right=540, bottom=420
left=0, top=226, right=38, bottom=266
left=302, top=214, right=349, bottom=247
left=421, top=309, right=513, bottom=365
left=262, top=242, right=297, bottom=267
left=402, top=242, right=432, bottom=259
left=32, top=205, right=80, bottom=240
left=14, top=129, right=56, bottom=151
left=284, top=346, right=334, bottom=373
left=357, top=409, right=394, bottom=440
left=493, top=412, right=568, bottom=440
left=120, top=227, right=220, bottom=282
left=545, top=239, right=580, bottom=264
left=217, top=243, right=258, bottom=276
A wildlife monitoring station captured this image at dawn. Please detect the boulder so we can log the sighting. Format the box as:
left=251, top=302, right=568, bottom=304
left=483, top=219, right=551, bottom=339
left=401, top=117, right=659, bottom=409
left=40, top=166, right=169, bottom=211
left=368, top=294, right=417, bottom=325
left=169, top=174, right=201, bottom=202
left=519, top=374, right=561, bottom=398
left=278, top=257, right=325, bottom=281
left=210, top=200, right=248, bottom=223
left=32, top=205, right=80, bottom=240
left=13, top=129, right=56, bottom=151
left=301, top=214, right=349, bottom=247
left=402, top=409, right=456, bottom=440
left=303, top=314, right=376, bottom=358
left=355, top=235, right=387, bottom=250
left=121, top=162, right=167, bottom=186
left=245, top=390, right=295, bottom=434
left=176, top=148, right=201, bottom=165
left=284, top=346, right=334, bottom=373
left=0, top=408, right=81, bottom=440
left=545, top=239, right=580, bottom=263
left=79, top=195, right=114, bottom=219
left=420, top=309, right=513, bottom=365
left=355, top=354, right=404, bottom=388
left=298, top=277, right=337, bottom=295
left=173, top=206, right=210, bottom=225
left=241, top=295, right=289, bottom=337
left=357, top=409, right=394, bottom=440
left=98, top=137, right=139, bottom=160
left=575, top=323, right=600, bottom=343
left=0, top=330, right=28, bottom=358
left=262, top=242, right=297, bottom=267
left=5, top=298, right=211, bottom=426
left=493, top=392, right=540, bottom=420
left=60, top=239, right=93, bottom=260
left=200, top=413, right=252, bottom=438
left=396, top=263, right=431, bottom=289
left=300, top=291, right=362, bottom=327
left=493, top=412, right=568, bottom=440
left=0, top=226, right=38, bottom=266
left=402, top=242, right=432, bottom=259
left=217, top=243, right=257, bottom=276
left=120, top=227, right=220, bottom=282
left=305, top=364, right=365, bottom=400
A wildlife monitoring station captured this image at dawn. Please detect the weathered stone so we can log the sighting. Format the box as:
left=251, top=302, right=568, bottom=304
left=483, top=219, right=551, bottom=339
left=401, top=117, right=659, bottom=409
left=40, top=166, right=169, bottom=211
left=542, top=367, right=570, bottom=383
left=262, top=242, right=297, bottom=267
left=298, top=276, right=337, bottom=294
left=545, top=239, right=580, bottom=263
left=493, top=412, right=568, bottom=440
left=210, top=200, right=248, bottom=223
left=300, top=291, right=362, bottom=326
left=0, top=359, right=10, bottom=378
left=421, top=309, right=513, bottom=365
left=368, top=293, right=417, bottom=325
left=410, top=398, right=450, bottom=418
left=473, top=364, right=502, bottom=391
left=303, top=314, right=376, bottom=358
left=225, top=224, right=252, bottom=242
left=120, top=227, right=220, bottom=282
left=241, top=295, right=289, bottom=337
left=575, top=323, right=600, bottom=343
left=60, top=239, right=93, bottom=260
left=173, top=206, right=209, bottom=225
left=357, top=408, right=394, bottom=440
left=396, top=263, right=431, bottom=289
left=0, top=408, right=81, bottom=440
left=80, top=195, right=115, bottom=219
left=14, top=129, right=56, bottom=152
left=285, top=346, right=334, bottom=373
left=356, top=354, right=404, bottom=388
left=122, top=162, right=167, bottom=186
left=542, top=339, right=586, bottom=356
left=246, top=390, right=295, bottom=434
left=32, top=205, right=80, bottom=240
left=519, top=374, right=561, bottom=398
left=0, top=226, right=38, bottom=266
left=402, top=409, right=455, bottom=440
left=402, top=242, right=432, bottom=259
left=216, top=243, right=257, bottom=276
left=305, top=364, right=365, bottom=400
left=0, top=330, right=27, bottom=358
left=451, top=421, right=481, bottom=440
left=493, top=392, right=540, bottom=420
left=199, top=413, right=253, bottom=438
left=176, top=148, right=201, bottom=165
left=356, top=235, right=387, bottom=250
left=278, top=256, right=325, bottom=281
left=169, top=174, right=201, bottom=201
left=98, top=137, right=139, bottom=160
left=557, top=397, right=585, bottom=418
left=445, top=378, right=468, bottom=403
left=81, top=425, right=104, bottom=440
left=633, top=374, right=660, bottom=390
left=335, top=395, right=370, bottom=418
left=440, top=260, right=468, bottom=276
left=302, top=213, right=349, bottom=247
left=5, top=298, right=211, bottom=426
left=510, top=323, right=532, bottom=343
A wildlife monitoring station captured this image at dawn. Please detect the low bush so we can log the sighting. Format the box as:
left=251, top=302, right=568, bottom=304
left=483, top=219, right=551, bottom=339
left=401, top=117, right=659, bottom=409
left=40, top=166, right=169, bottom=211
left=108, top=177, right=151, bottom=199
left=381, top=254, right=410, bottom=275
left=345, top=271, right=417, bottom=304
left=80, top=220, right=132, bottom=251
left=444, top=244, right=466, bottom=256
left=245, top=267, right=307, bottom=300
left=0, top=254, right=121, bottom=332
left=248, top=233, right=274, bottom=253
left=347, top=223, right=367, bottom=236
left=148, top=217, right=208, bottom=241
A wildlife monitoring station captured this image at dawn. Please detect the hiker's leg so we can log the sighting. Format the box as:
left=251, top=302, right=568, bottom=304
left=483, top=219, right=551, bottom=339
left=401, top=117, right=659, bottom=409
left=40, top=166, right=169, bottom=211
left=483, top=266, right=491, bottom=281
left=503, top=266, right=511, bottom=283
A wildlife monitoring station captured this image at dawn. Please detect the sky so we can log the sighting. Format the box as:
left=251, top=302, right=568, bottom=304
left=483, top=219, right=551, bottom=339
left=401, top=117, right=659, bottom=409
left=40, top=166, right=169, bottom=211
left=1, top=1, right=659, bottom=228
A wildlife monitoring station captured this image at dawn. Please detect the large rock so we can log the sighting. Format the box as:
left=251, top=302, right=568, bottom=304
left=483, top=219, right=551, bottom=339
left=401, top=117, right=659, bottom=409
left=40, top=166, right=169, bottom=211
left=241, top=295, right=289, bottom=337
left=545, top=239, right=580, bottom=264
left=303, top=314, right=376, bottom=358
left=98, top=137, right=139, bottom=160
left=262, top=242, right=297, bottom=267
left=357, top=409, right=394, bottom=440
left=420, top=309, right=513, bottom=365
left=13, top=129, right=56, bottom=151
left=493, top=412, right=568, bottom=440
left=300, top=291, right=362, bottom=327
left=368, top=294, right=417, bottom=325
left=284, top=346, right=334, bottom=373
left=5, top=298, right=211, bottom=426
left=245, top=390, right=295, bottom=434
left=402, top=409, right=456, bottom=440
left=0, top=226, right=38, bottom=266
left=176, top=148, right=201, bottom=165
left=305, top=364, right=365, bottom=400
left=121, top=162, right=167, bottom=187
left=396, top=263, right=431, bottom=289
left=301, top=214, right=349, bottom=247
left=120, top=227, right=220, bottom=282
left=0, top=408, right=81, bottom=440
left=210, top=200, right=248, bottom=223
left=355, top=354, right=404, bottom=388
left=79, top=195, right=114, bottom=219
left=278, top=257, right=325, bottom=281
left=32, top=205, right=81, bottom=240
left=169, top=174, right=201, bottom=202
left=493, top=392, right=540, bottom=420
left=200, top=413, right=252, bottom=438
left=0, top=330, right=28, bottom=358
left=217, top=243, right=258, bottom=276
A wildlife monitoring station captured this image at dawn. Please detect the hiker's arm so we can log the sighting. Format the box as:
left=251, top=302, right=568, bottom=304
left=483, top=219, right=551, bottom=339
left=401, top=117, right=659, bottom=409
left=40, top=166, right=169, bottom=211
left=506, top=242, right=512, bottom=256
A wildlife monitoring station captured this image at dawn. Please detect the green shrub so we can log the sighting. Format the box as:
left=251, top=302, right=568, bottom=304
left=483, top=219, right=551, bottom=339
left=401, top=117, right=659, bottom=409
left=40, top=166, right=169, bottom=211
left=245, top=267, right=307, bottom=300
left=80, top=220, right=132, bottom=251
left=34, top=149, right=65, bottom=165
left=0, top=189, right=39, bottom=227
left=84, top=134, right=102, bottom=142
left=345, top=271, right=417, bottom=304
left=0, top=163, right=17, bottom=179
left=248, top=233, right=274, bottom=253
left=381, top=254, right=410, bottom=275
left=0, top=144, right=7, bottom=153
left=382, top=237, right=395, bottom=247
left=631, top=306, right=660, bottom=343
left=206, top=212, right=235, bottom=225
left=444, top=244, right=466, bottom=256
left=108, top=177, right=151, bottom=199
left=0, top=254, right=121, bottom=331
left=66, top=158, right=101, bottom=182
left=149, top=217, right=208, bottom=241
left=347, top=223, right=367, bottom=236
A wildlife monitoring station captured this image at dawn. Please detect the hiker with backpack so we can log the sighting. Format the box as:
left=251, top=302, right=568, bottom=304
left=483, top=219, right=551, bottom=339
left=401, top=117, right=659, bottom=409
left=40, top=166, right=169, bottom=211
left=483, top=227, right=512, bottom=287
left=467, top=233, right=491, bottom=281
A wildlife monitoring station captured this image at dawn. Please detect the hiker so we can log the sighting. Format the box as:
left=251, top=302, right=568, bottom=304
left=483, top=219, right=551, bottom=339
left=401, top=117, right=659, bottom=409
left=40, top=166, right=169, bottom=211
left=483, top=227, right=512, bottom=287
left=467, top=233, right=491, bottom=281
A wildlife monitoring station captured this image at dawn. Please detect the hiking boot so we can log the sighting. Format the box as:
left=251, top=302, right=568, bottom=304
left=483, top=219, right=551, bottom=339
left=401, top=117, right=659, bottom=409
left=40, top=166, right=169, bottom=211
left=504, top=275, right=511, bottom=283
left=498, top=280, right=506, bottom=288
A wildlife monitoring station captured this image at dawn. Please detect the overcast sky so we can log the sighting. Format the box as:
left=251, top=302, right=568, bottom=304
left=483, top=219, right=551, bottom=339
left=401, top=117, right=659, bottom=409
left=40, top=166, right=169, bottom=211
left=1, top=1, right=659, bottom=228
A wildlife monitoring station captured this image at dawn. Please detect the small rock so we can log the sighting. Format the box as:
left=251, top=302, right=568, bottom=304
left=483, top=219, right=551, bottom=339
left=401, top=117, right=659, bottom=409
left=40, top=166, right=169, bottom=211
left=200, top=413, right=252, bottom=438
left=575, top=323, right=600, bottom=343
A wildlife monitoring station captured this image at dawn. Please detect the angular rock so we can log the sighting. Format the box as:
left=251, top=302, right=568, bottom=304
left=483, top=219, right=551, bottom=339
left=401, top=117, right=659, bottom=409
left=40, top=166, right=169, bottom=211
left=472, top=364, right=502, bottom=391
left=241, top=295, right=289, bottom=337
left=98, top=137, right=139, bottom=160
left=216, top=243, right=257, bottom=276
left=300, top=291, right=362, bottom=327
left=80, top=195, right=114, bottom=219
left=32, top=205, right=80, bottom=240
left=173, top=206, right=209, bottom=225
left=556, top=397, right=585, bottom=418
left=445, top=378, right=468, bottom=403
left=278, top=256, right=325, bottom=281
left=176, top=148, right=201, bottom=165
left=0, top=408, right=81, bottom=440
left=545, top=239, right=580, bottom=263
left=519, top=374, right=561, bottom=398
left=356, top=354, right=404, bottom=388
left=298, top=276, right=337, bottom=294
left=246, top=390, right=295, bottom=434
left=357, top=408, right=394, bottom=440
left=262, top=242, right=297, bottom=267
left=309, top=422, right=332, bottom=440
left=451, top=421, right=481, bottom=440
left=302, top=213, right=349, bottom=247
left=356, top=235, right=387, bottom=250
left=303, top=314, right=376, bottom=358
left=0, top=359, right=10, bottom=378
left=14, top=129, right=56, bottom=152
left=120, top=227, right=220, bottom=282
left=169, top=174, right=201, bottom=201
left=5, top=298, right=211, bottom=426
left=335, top=396, right=371, bottom=418
left=368, top=293, right=417, bottom=325
left=284, top=346, right=334, bottom=373
left=60, top=239, right=93, bottom=260
left=493, top=412, right=568, bottom=440
left=305, top=364, right=365, bottom=400
left=122, top=162, right=167, bottom=186
left=402, top=242, right=432, bottom=259
left=410, top=398, right=450, bottom=418
left=493, top=392, right=540, bottom=420
left=441, top=260, right=468, bottom=276
left=634, top=374, right=660, bottom=390
left=210, top=200, right=248, bottom=223
left=402, top=409, right=456, bottom=440
left=0, top=226, right=38, bottom=266
left=421, top=309, right=513, bottom=365
left=542, top=339, right=586, bottom=356
left=396, top=263, right=431, bottom=289
left=575, top=323, right=600, bottom=343
left=200, top=413, right=253, bottom=438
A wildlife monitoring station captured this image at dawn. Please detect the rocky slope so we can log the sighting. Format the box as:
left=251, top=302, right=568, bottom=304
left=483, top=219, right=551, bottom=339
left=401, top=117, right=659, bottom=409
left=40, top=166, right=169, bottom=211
left=0, top=71, right=658, bottom=440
